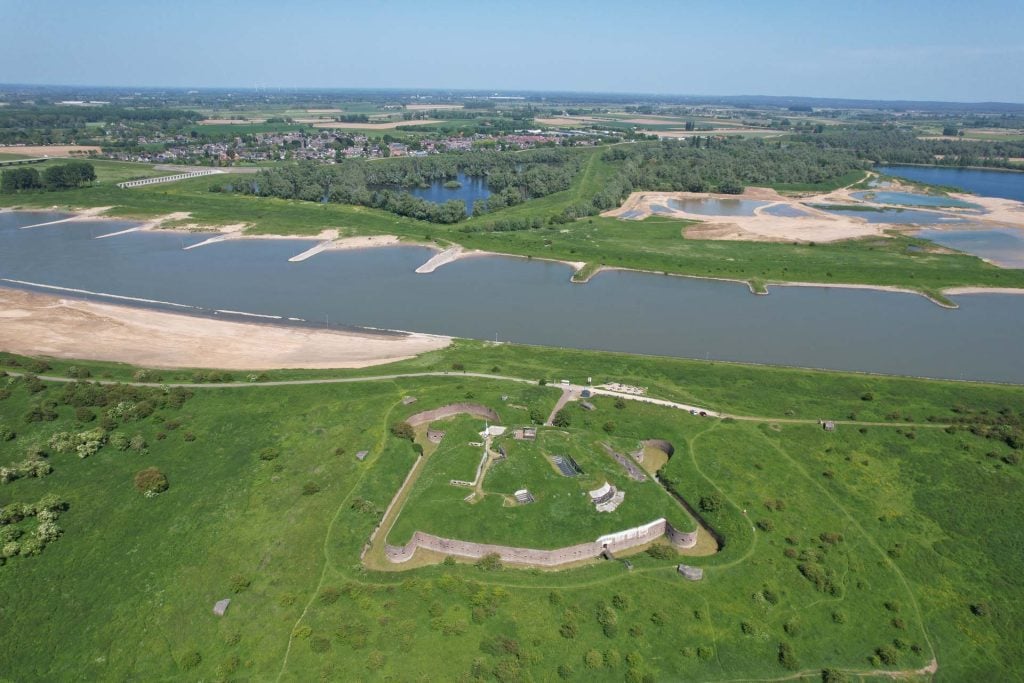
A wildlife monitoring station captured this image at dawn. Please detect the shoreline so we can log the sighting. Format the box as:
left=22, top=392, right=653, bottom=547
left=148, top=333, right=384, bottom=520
left=0, top=286, right=451, bottom=370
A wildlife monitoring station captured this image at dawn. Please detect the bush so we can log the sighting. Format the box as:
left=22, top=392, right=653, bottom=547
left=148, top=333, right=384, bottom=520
left=0, top=425, right=14, bottom=441
left=302, top=482, right=321, bottom=495
left=179, top=651, right=202, bottom=671
left=552, top=410, right=571, bottom=428
left=476, top=553, right=502, bottom=571
left=699, top=493, right=722, bottom=513
left=778, top=641, right=798, bottom=670
left=614, top=398, right=626, bottom=410
left=133, top=467, right=168, bottom=495
left=74, top=407, right=95, bottom=423
left=229, top=574, right=251, bottom=593
left=645, top=543, right=675, bottom=560
left=451, top=363, right=465, bottom=371
left=319, top=587, right=341, bottom=605
left=390, top=421, right=415, bottom=440
left=559, top=621, right=578, bottom=639
left=258, top=447, right=280, bottom=461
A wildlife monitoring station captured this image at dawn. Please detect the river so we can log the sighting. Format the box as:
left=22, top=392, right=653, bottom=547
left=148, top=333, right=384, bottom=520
left=2, top=210, right=1023, bottom=383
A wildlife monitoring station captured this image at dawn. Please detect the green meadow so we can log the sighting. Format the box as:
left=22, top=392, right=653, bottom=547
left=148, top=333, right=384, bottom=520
left=1, top=342, right=1022, bottom=680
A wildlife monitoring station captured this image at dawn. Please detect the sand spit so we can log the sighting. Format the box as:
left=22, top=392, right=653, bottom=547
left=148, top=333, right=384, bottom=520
left=0, top=287, right=451, bottom=370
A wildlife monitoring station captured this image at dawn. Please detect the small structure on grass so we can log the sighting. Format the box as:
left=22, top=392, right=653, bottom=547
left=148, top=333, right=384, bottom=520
left=677, top=564, right=704, bottom=581
left=402, top=396, right=418, bottom=405
left=356, top=450, right=369, bottom=461
left=822, top=420, right=836, bottom=432
left=580, top=401, right=596, bottom=411
left=514, top=427, right=537, bottom=441
left=213, top=598, right=231, bottom=616
left=552, top=455, right=583, bottom=477
left=427, top=429, right=445, bottom=444
left=589, top=481, right=625, bottom=513
left=514, top=489, right=535, bottom=505
left=495, top=445, right=507, bottom=460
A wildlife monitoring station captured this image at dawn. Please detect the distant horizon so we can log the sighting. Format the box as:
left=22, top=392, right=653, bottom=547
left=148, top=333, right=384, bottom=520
left=2, top=82, right=1022, bottom=108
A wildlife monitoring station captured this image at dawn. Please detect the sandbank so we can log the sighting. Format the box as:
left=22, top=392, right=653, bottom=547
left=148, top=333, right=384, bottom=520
left=0, top=287, right=450, bottom=370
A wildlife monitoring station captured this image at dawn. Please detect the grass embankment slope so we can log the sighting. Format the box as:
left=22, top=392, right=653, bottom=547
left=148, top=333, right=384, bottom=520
left=1, top=346, right=1022, bottom=680
left=2, top=150, right=1021, bottom=299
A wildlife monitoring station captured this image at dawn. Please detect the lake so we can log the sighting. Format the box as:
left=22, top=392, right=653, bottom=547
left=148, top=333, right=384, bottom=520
left=808, top=205, right=967, bottom=225
left=2, top=210, right=1024, bottom=383
left=406, top=172, right=491, bottom=213
left=875, top=165, right=1024, bottom=202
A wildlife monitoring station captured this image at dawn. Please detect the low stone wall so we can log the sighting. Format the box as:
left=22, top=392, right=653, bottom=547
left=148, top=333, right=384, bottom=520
left=406, top=403, right=499, bottom=426
left=385, top=517, right=697, bottom=567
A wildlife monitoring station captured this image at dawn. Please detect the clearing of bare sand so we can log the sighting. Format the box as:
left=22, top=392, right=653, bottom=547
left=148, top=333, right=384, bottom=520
left=0, top=288, right=451, bottom=370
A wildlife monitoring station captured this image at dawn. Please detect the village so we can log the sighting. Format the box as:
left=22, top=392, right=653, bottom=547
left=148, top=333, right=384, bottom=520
left=96, top=128, right=604, bottom=166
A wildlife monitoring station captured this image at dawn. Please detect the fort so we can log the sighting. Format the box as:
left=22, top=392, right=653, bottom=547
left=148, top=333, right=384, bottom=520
left=385, top=517, right=697, bottom=567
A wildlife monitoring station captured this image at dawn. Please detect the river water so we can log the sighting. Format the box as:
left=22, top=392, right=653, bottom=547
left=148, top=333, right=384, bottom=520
left=2, top=210, right=1023, bottom=383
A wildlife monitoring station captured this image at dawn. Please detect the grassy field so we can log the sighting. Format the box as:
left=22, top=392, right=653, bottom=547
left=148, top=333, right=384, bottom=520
left=1, top=344, right=1022, bottom=680
left=389, top=400, right=698, bottom=549
left=1, top=150, right=1021, bottom=300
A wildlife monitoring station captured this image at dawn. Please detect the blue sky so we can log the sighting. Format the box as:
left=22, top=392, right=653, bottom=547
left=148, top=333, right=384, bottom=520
left=2, top=0, right=1022, bottom=102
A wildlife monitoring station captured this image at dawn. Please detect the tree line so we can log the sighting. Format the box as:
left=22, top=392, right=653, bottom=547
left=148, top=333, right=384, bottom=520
left=1, top=161, right=96, bottom=193
left=792, top=125, right=1024, bottom=170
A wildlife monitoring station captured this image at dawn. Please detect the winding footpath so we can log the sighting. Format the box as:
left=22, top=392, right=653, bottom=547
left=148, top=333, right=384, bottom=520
left=6, top=369, right=951, bottom=429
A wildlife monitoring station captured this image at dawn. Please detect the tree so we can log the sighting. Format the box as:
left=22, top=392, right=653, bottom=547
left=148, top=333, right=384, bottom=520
left=552, top=410, right=571, bottom=428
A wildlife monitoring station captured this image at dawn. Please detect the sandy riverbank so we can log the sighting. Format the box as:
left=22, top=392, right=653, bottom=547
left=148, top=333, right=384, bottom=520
left=0, top=288, right=451, bottom=370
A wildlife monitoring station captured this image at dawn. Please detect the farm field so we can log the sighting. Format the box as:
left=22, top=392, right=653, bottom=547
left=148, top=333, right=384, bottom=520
left=1, top=343, right=1022, bottom=680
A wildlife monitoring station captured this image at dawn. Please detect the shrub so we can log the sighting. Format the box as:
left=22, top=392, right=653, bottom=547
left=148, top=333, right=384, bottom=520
left=302, top=482, right=321, bottom=495
left=822, top=668, right=849, bottom=683
left=310, top=637, right=331, bottom=653
left=66, top=366, right=91, bottom=379
left=778, top=641, right=798, bottom=670
left=476, top=553, right=502, bottom=571
left=604, top=649, right=622, bottom=668
left=229, top=574, right=251, bottom=593
left=645, top=543, right=675, bottom=560
left=559, top=621, right=578, bottom=639
left=451, top=363, right=465, bottom=371
left=258, top=447, right=280, bottom=461
left=614, top=398, right=626, bottom=410
left=130, top=435, right=148, bottom=452
left=319, top=587, right=341, bottom=605
left=696, top=646, right=713, bottom=661
left=612, top=593, right=631, bottom=610
left=603, top=421, right=616, bottom=433
left=552, top=409, right=571, bottom=428
left=179, top=651, right=202, bottom=671
left=875, top=644, right=898, bottom=665
left=390, top=421, right=415, bottom=441
left=861, top=392, right=874, bottom=401
left=584, top=650, right=603, bottom=668
left=699, top=493, right=722, bottom=513
left=0, top=425, right=14, bottom=441
left=970, top=602, right=989, bottom=616
left=133, top=467, right=168, bottom=495
left=74, top=407, right=95, bottom=423
left=756, top=518, right=775, bottom=532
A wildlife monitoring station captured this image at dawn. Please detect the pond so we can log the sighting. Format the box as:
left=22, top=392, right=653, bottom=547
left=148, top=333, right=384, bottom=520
left=667, top=198, right=769, bottom=216
left=807, top=205, right=968, bottom=225
left=406, top=172, right=491, bottom=213
left=851, top=190, right=981, bottom=209
left=2, top=210, right=1024, bottom=383
left=760, top=203, right=811, bottom=218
